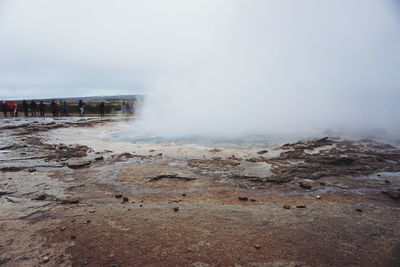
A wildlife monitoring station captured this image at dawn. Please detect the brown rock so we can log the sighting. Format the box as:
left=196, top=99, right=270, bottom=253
left=296, top=205, right=306, bottom=208
left=299, top=181, right=312, bottom=189
left=238, top=196, right=249, bottom=201
left=283, top=204, right=291, bottom=209
left=173, top=207, right=179, bottom=212
left=387, top=189, right=400, bottom=200
left=257, top=150, right=268, bottom=155
left=122, top=197, right=129, bottom=202
left=59, top=197, right=79, bottom=204
left=115, top=194, right=123, bottom=198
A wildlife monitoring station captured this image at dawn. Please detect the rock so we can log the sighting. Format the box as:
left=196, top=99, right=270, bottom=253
left=327, top=157, right=355, bottom=166
left=299, top=181, right=312, bottom=189
left=257, top=150, right=268, bottom=155
left=266, top=177, right=292, bottom=184
left=70, top=235, right=76, bottom=240
left=27, top=168, right=36, bottom=173
left=173, top=207, right=179, bottom=212
left=59, top=197, right=79, bottom=204
left=386, top=189, right=400, bottom=200
left=94, top=156, right=104, bottom=161
left=384, top=180, right=390, bottom=184
left=60, top=226, right=66, bottom=231
left=250, top=199, right=256, bottom=202
left=66, top=159, right=91, bottom=169
left=319, top=182, right=326, bottom=186
left=42, top=256, right=49, bottom=263
left=283, top=205, right=291, bottom=209
left=209, top=149, right=222, bottom=153
left=34, top=194, right=47, bottom=201
left=254, top=245, right=261, bottom=249
left=356, top=208, right=363, bottom=212
left=122, top=197, right=129, bottom=202
left=296, top=205, right=306, bottom=208
left=238, top=196, right=249, bottom=201
left=182, top=193, right=187, bottom=197
left=115, top=194, right=123, bottom=198
left=84, top=220, right=91, bottom=224
left=316, top=195, right=321, bottom=199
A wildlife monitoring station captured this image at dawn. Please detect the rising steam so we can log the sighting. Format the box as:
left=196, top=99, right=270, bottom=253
left=134, top=0, right=400, bottom=139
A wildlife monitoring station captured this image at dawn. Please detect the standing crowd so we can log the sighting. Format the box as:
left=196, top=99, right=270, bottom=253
left=1, top=99, right=132, bottom=118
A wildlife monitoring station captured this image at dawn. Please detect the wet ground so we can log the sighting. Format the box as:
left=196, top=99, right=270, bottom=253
left=0, top=116, right=399, bottom=266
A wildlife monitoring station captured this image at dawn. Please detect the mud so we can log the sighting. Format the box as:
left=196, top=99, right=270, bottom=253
left=0, top=117, right=399, bottom=267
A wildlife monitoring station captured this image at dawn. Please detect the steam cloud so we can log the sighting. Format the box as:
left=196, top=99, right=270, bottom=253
left=135, top=0, right=400, bottom=139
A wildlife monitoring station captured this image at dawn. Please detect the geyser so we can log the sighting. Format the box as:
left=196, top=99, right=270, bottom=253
left=133, top=0, right=400, bottom=140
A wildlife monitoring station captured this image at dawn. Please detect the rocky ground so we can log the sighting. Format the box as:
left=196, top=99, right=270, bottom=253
left=0, top=117, right=399, bottom=267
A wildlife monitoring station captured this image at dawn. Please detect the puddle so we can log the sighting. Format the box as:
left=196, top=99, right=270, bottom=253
left=19, top=211, right=47, bottom=221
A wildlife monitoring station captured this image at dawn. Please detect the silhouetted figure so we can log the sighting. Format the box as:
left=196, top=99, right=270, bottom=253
left=1, top=101, right=7, bottom=117
left=78, top=100, right=85, bottom=116
left=59, top=100, right=64, bottom=116
left=22, top=100, right=29, bottom=116
left=39, top=101, right=45, bottom=117
left=99, top=102, right=105, bottom=117
left=63, top=101, right=68, bottom=116
left=51, top=100, right=57, bottom=117
left=29, top=101, right=37, bottom=117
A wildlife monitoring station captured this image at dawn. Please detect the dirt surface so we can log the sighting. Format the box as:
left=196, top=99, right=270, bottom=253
left=1, top=117, right=399, bottom=267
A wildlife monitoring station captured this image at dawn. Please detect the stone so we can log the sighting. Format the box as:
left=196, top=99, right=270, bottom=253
left=27, top=168, right=36, bottom=173
left=254, top=245, right=261, bottom=249
left=384, top=180, right=390, bottom=184
left=238, top=196, right=249, bottom=201
left=250, top=199, right=256, bottom=202
left=386, top=189, right=400, bottom=200
left=59, top=197, right=79, bottom=204
left=182, top=193, right=187, bottom=197
left=296, top=205, right=306, bottom=208
left=173, top=207, right=179, bottom=212
left=70, top=235, right=76, bottom=240
left=299, top=181, right=312, bottom=189
left=115, top=194, right=123, bottom=198
left=122, top=197, right=129, bottom=202
left=316, top=195, right=321, bottom=199
left=257, top=150, right=268, bottom=155
left=283, top=205, right=291, bottom=209
left=94, top=156, right=104, bottom=161
left=34, top=194, right=46, bottom=201
left=42, top=256, right=49, bottom=263
left=356, top=208, right=363, bottom=212
left=66, top=159, right=91, bottom=169
left=319, top=182, right=326, bottom=186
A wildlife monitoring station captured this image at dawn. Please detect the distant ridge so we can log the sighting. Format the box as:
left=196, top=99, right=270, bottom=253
left=4, top=94, right=143, bottom=101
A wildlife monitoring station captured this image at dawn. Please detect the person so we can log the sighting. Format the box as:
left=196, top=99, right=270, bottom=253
left=39, top=101, right=45, bottom=117
left=1, top=101, right=7, bottom=117
left=7, top=101, right=14, bottom=116
left=63, top=101, right=68, bottom=116
left=59, top=100, right=64, bottom=116
left=99, top=101, right=105, bottom=117
left=22, top=100, right=29, bottom=116
left=78, top=100, right=85, bottom=116
left=13, top=102, right=18, bottom=117
left=29, top=100, right=37, bottom=117
left=51, top=100, right=57, bottom=117
left=121, top=101, right=126, bottom=114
